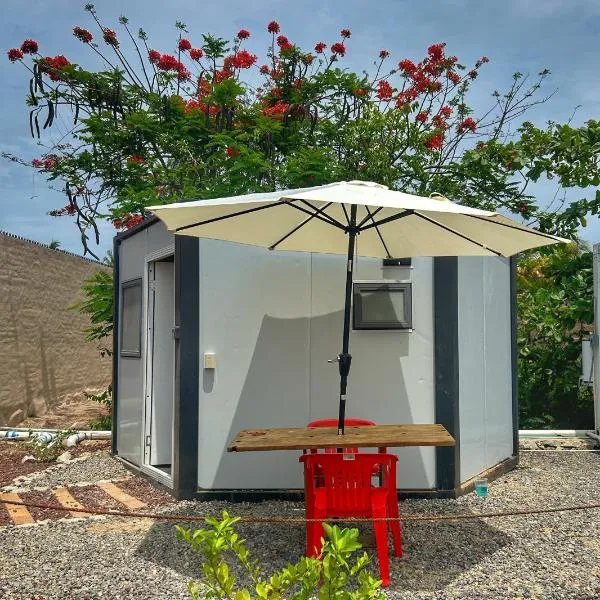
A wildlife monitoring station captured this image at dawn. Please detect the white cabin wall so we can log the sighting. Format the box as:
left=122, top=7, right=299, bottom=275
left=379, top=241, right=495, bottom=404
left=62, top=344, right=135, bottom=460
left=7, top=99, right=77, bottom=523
left=458, top=257, right=513, bottom=482
left=309, top=255, right=436, bottom=489
left=197, top=240, right=312, bottom=490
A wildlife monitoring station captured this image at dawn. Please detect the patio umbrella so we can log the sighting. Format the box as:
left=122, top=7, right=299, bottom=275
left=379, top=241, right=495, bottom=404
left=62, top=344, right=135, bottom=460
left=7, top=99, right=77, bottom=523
left=148, top=180, right=568, bottom=434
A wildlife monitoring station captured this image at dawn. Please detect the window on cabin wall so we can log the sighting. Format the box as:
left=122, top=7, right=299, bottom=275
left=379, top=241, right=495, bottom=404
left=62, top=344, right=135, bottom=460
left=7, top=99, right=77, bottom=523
left=353, top=282, right=412, bottom=330
left=120, top=279, right=142, bottom=357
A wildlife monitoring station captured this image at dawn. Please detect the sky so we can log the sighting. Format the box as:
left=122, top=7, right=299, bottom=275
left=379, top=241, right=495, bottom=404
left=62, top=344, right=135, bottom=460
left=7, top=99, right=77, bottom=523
left=1, top=0, right=600, bottom=258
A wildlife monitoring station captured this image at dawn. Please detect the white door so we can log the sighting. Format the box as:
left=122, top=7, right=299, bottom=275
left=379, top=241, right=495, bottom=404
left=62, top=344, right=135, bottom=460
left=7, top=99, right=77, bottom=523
left=148, top=260, right=175, bottom=467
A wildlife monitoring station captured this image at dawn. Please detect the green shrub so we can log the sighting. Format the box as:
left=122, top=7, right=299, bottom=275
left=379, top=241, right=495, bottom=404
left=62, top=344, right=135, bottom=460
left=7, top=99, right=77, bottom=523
left=176, top=512, right=384, bottom=600
left=85, top=384, right=112, bottom=430
left=25, top=429, right=73, bottom=462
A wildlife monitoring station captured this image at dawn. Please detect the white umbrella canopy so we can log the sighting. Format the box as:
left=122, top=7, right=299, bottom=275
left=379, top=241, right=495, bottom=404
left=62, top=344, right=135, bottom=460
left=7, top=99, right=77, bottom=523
left=148, top=180, right=567, bottom=259
left=148, top=180, right=569, bottom=434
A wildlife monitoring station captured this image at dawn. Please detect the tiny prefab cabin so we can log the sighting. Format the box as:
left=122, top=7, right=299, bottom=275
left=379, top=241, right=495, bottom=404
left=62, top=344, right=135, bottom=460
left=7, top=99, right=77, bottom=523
left=112, top=217, right=517, bottom=499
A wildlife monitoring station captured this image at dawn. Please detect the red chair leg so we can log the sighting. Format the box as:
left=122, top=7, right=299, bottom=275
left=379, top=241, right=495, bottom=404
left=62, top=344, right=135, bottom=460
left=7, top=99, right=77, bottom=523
left=307, top=495, right=326, bottom=557
left=372, top=494, right=390, bottom=587
left=388, top=496, right=402, bottom=557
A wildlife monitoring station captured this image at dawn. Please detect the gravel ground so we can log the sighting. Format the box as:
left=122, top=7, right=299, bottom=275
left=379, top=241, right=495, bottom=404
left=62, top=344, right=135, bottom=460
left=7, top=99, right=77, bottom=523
left=4, top=452, right=131, bottom=491
left=1, top=451, right=599, bottom=599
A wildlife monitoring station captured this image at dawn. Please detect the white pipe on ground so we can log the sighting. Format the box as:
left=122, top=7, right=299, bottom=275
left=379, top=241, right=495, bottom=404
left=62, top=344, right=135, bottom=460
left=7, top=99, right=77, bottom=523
left=519, top=429, right=592, bottom=438
left=64, top=431, right=111, bottom=447
left=586, top=431, right=600, bottom=443
left=0, top=429, right=111, bottom=447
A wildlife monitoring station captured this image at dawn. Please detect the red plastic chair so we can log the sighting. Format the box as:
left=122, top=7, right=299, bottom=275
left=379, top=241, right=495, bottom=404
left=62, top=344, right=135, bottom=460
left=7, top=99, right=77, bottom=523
left=300, top=453, right=402, bottom=587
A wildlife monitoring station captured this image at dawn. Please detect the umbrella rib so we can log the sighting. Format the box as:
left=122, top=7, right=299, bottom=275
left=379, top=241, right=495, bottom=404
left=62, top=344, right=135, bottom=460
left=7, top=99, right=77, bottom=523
left=268, top=202, right=334, bottom=250
left=360, top=209, right=414, bottom=231
left=414, top=212, right=503, bottom=256
left=357, top=206, right=383, bottom=229
left=296, top=199, right=347, bottom=229
left=466, top=214, right=562, bottom=240
left=286, top=201, right=347, bottom=230
left=174, top=201, right=285, bottom=232
left=340, top=203, right=351, bottom=226
left=364, top=206, right=392, bottom=258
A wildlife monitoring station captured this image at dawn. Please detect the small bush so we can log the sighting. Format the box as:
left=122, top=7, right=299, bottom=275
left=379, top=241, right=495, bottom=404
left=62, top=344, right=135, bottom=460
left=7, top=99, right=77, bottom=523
left=86, top=385, right=112, bottom=430
left=25, top=429, right=73, bottom=462
left=176, top=512, right=384, bottom=600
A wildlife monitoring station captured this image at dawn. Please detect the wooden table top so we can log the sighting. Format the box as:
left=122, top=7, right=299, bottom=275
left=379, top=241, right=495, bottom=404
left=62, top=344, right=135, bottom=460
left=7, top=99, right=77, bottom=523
left=227, top=424, right=455, bottom=452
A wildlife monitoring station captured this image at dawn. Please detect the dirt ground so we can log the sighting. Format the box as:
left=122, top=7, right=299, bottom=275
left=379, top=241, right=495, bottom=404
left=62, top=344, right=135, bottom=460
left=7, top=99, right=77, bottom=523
left=0, top=439, right=111, bottom=487
left=15, top=392, right=107, bottom=430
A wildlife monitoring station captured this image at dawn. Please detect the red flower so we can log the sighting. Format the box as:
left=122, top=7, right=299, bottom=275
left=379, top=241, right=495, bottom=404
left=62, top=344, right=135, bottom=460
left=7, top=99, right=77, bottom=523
left=157, top=53, right=179, bottom=71
left=190, top=48, right=204, bottom=61
left=267, top=21, right=281, bottom=34
left=432, top=114, right=447, bottom=129
left=44, top=157, right=57, bottom=169
left=447, top=55, right=458, bottom=64
left=354, top=87, right=368, bottom=97
left=376, top=80, right=393, bottom=101
left=259, top=64, right=270, bottom=74
left=302, top=53, right=314, bottom=65
left=415, top=111, right=429, bottom=123
left=177, top=65, right=191, bottom=81
left=103, top=29, right=119, bottom=48
left=230, top=49, right=257, bottom=69
left=40, top=55, right=70, bottom=80
left=430, top=80, right=442, bottom=92
left=424, top=133, right=443, bottom=150
left=237, top=29, right=250, bottom=40
left=214, top=68, right=232, bottom=83
left=276, top=35, right=289, bottom=47
left=440, top=105, right=452, bottom=118
left=379, top=49, right=390, bottom=60
left=271, top=87, right=282, bottom=97
left=398, top=59, right=417, bottom=75
left=480, top=56, right=489, bottom=63
left=31, top=158, right=44, bottom=167
left=448, top=71, right=461, bottom=84
left=114, top=214, right=144, bottom=230
left=427, top=43, right=445, bottom=61
left=331, top=42, right=346, bottom=56
left=340, top=29, right=351, bottom=38
left=128, top=155, right=144, bottom=165
left=7, top=48, right=24, bottom=62
left=178, top=38, right=192, bottom=52
left=225, top=147, right=240, bottom=158
left=73, top=27, right=93, bottom=43
left=458, top=117, right=477, bottom=133
left=262, top=100, right=290, bottom=119
left=315, top=42, right=327, bottom=53
left=468, top=69, right=478, bottom=79
left=395, top=88, right=418, bottom=107
left=148, top=49, right=161, bottom=64
left=20, top=39, right=38, bottom=54
left=518, top=202, right=528, bottom=215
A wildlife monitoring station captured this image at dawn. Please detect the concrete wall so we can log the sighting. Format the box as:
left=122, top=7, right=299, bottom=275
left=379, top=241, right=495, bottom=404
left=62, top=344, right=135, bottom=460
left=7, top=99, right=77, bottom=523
left=197, top=242, right=436, bottom=491
left=0, top=232, right=111, bottom=426
left=458, top=256, right=513, bottom=482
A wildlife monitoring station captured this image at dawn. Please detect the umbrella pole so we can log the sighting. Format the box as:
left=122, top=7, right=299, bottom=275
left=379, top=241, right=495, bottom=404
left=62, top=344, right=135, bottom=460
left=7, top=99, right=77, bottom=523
left=337, top=204, right=357, bottom=435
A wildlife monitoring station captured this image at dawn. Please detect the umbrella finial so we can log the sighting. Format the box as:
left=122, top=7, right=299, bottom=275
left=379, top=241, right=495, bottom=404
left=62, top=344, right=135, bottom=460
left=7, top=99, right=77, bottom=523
left=430, top=192, right=449, bottom=201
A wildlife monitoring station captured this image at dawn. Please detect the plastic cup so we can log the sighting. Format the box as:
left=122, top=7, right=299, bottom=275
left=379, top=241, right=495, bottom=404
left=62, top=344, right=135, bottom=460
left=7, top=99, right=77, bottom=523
left=474, top=477, right=488, bottom=498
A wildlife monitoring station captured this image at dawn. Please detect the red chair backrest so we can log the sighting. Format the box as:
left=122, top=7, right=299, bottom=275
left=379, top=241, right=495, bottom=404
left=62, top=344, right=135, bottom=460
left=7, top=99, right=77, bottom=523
left=300, top=453, right=398, bottom=515
left=306, top=419, right=376, bottom=454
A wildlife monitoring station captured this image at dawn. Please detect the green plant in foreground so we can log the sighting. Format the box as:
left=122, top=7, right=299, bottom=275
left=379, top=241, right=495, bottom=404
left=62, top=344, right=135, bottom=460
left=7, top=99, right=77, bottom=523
left=176, top=512, right=384, bottom=600
left=25, top=429, right=73, bottom=461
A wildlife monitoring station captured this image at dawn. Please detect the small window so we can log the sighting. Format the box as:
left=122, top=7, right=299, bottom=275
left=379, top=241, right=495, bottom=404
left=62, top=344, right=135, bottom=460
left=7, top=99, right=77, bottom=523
left=353, top=282, right=412, bottom=330
left=120, top=278, right=142, bottom=357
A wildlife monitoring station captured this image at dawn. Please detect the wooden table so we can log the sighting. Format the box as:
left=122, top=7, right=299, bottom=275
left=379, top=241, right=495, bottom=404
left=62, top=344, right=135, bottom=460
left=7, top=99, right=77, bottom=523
left=227, top=424, right=455, bottom=452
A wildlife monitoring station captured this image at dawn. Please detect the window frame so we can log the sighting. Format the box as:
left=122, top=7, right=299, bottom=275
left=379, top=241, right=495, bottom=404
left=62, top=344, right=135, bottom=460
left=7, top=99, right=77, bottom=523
left=352, top=281, right=413, bottom=330
left=120, top=277, right=143, bottom=358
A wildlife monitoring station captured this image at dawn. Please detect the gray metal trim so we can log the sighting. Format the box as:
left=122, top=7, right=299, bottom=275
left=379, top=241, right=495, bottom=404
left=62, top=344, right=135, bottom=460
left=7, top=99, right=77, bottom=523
left=111, top=237, right=121, bottom=456
left=172, top=235, right=200, bottom=499
left=510, top=256, right=519, bottom=459
left=434, top=257, right=460, bottom=493
left=115, top=216, right=160, bottom=242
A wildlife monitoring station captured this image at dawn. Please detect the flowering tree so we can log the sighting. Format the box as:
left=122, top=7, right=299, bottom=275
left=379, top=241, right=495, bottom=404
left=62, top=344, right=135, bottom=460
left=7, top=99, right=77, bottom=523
left=8, top=4, right=599, bottom=258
